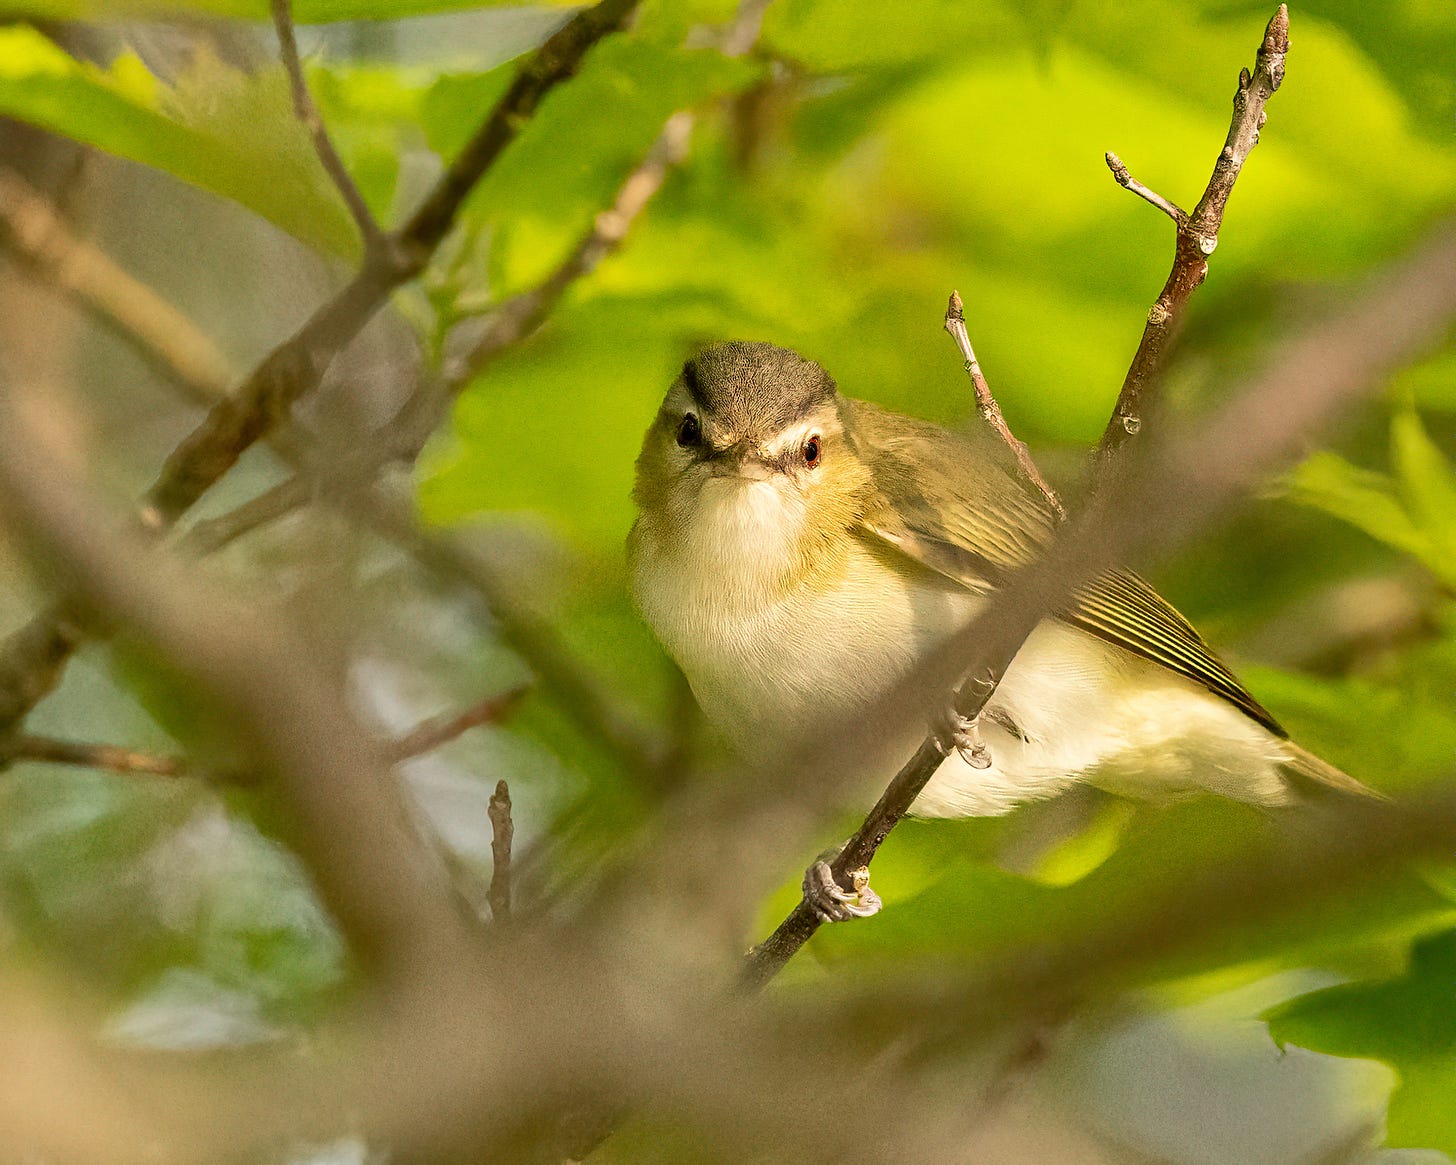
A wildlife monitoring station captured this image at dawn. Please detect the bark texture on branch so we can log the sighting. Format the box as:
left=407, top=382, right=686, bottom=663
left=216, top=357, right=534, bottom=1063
left=1097, top=4, right=1289, bottom=459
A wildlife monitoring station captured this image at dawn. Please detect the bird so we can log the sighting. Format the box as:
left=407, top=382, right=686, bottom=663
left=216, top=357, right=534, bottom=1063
left=628, top=341, right=1371, bottom=920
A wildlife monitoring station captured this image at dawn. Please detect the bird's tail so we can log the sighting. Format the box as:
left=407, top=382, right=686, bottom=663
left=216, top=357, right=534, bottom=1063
left=1281, top=742, right=1385, bottom=800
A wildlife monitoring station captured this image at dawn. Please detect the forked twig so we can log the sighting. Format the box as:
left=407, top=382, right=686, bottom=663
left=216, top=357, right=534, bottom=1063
left=1097, top=4, right=1290, bottom=458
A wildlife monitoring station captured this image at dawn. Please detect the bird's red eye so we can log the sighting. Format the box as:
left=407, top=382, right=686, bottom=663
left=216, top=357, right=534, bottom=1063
left=803, top=435, right=821, bottom=468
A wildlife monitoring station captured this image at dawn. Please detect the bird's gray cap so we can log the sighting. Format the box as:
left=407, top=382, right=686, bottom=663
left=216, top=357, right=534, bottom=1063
left=682, top=342, right=837, bottom=438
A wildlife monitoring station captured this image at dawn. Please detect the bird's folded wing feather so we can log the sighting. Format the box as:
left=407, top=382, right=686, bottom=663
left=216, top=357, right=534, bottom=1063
left=849, top=399, right=1286, bottom=737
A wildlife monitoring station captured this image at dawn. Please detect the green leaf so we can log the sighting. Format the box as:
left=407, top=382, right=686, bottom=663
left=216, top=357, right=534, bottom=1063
left=1391, top=408, right=1456, bottom=577
left=1283, top=452, right=1432, bottom=564
left=0, top=29, right=357, bottom=255
left=1395, top=350, right=1456, bottom=413
left=1242, top=652, right=1456, bottom=798
left=762, top=0, right=1027, bottom=70
left=420, top=67, right=515, bottom=162
left=455, top=36, right=764, bottom=293
left=1266, top=930, right=1456, bottom=1158
left=1283, top=413, right=1456, bottom=590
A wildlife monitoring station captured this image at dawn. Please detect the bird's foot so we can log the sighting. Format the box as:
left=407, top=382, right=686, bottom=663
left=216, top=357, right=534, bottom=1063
left=934, top=700, right=993, bottom=770
left=803, top=858, right=882, bottom=923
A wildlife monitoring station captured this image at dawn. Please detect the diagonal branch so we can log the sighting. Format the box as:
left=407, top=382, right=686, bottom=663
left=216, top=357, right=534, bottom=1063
left=741, top=218, right=1456, bottom=991
left=270, top=0, right=382, bottom=249
left=943, top=290, right=1064, bottom=518
left=387, top=687, right=527, bottom=762
left=745, top=4, right=1293, bottom=990
left=0, top=734, right=188, bottom=777
left=1097, top=3, right=1289, bottom=459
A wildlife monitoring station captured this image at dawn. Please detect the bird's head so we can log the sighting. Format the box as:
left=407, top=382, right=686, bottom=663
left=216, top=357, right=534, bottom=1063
left=632, top=342, right=874, bottom=553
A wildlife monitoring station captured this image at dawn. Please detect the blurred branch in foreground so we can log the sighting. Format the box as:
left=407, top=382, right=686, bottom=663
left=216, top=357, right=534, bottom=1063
left=0, top=215, right=1447, bottom=1165
left=0, top=167, right=234, bottom=406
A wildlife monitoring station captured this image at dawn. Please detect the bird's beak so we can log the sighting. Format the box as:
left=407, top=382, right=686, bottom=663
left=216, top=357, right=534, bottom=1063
left=707, top=442, right=774, bottom=481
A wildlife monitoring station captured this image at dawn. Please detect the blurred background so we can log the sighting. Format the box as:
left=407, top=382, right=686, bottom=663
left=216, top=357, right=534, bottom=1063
left=0, top=0, right=1452, bottom=1161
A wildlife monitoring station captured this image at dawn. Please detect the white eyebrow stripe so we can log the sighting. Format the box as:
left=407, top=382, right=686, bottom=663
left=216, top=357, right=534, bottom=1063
left=764, top=416, right=839, bottom=457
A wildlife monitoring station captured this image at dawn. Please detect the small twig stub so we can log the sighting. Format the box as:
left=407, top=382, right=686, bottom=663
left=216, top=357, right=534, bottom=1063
left=488, top=780, right=514, bottom=925
left=944, top=291, right=1065, bottom=518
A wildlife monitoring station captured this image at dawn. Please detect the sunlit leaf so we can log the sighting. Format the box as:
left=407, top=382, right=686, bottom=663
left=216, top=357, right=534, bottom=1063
left=0, top=29, right=358, bottom=254
left=808, top=800, right=1456, bottom=983
left=1283, top=452, right=1431, bottom=564
left=1266, top=930, right=1456, bottom=1158
left=1391, top=408, right=1456, bottom=576
left=454, top=37, right=764, bottom=292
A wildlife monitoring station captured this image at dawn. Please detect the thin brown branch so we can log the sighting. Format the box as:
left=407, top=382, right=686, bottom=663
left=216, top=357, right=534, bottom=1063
left=270, top=0, right=382, bottom=249
left=387, top=687, right=527, bottom=762
left=0, top=0, right=640, bottom=739
left=487, top=779, right=513, bottom=925
left=0, top=168, right=233, bottom=407
left=747, top=6, right=1289, bottom=985
left=740, top=220, right=1456, bottom=988
left=176, top=475, right=312, bottom=556
left=1, top=733, right=188, bottom=777
left=943, top=290, right=1065, bottom=518
left=1104, top=151, right=1185, bottom=225
left=1097, top=3, right=1289, bottom=459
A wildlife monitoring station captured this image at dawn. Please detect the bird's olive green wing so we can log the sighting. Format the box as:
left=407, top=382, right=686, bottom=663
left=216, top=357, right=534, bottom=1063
left=849, top=399, right=1286, bottom=736
left=849, top=400, right=1054, bottom=589
left=1064, top=570, right=1285, bottom=736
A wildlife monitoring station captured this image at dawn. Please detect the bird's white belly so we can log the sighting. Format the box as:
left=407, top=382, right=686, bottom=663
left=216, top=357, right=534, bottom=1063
left=631, top=492, right=1292, bottom=818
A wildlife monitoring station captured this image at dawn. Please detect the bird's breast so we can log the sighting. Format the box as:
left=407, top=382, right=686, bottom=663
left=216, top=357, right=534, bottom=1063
left=631, top=500, right=976, bottom=757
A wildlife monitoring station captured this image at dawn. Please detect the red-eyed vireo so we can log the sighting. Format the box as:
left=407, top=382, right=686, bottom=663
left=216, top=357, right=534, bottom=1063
left=629, top=342, right=1370, bottom=919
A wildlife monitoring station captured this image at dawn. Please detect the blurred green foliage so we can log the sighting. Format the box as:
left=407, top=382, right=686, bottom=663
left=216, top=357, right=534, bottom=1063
left=1, top=0, right=1454, bottom=1157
